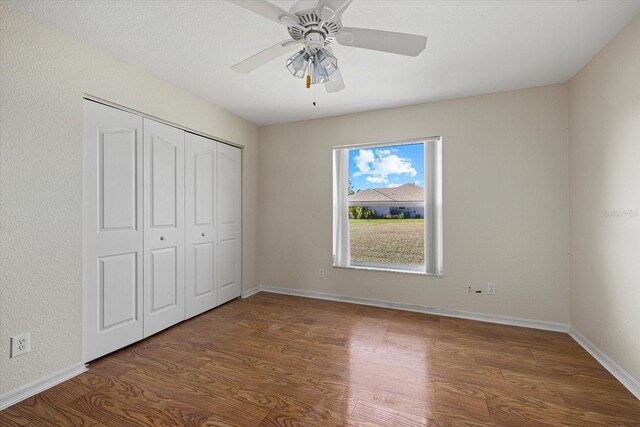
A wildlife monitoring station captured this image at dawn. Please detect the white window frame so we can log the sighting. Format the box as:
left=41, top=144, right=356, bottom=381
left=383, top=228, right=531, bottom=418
left=332, top=137, right=443, bottom=276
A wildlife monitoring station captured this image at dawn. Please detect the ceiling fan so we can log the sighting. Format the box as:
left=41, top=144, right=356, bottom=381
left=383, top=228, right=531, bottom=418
left=228, top=0, right=428, bottom=93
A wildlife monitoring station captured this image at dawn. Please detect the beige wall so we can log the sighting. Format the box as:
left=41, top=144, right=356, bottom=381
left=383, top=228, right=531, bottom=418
left=569, top=13, right=640, bottom=381
left=0, top=3, right=259, bottom=395
left=258, top=84, right=570, bottom=325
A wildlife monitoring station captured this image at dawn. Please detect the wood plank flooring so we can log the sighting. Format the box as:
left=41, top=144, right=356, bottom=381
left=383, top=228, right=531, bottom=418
left=2, top=292, right=639, bottom=426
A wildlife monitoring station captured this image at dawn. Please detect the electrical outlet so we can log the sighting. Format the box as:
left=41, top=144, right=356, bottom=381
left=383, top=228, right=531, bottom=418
left=488, top=283, right=496, bottom=295
left=11, top=333, right=30, bottom=358
left=318, top=268, right=325, bottom=278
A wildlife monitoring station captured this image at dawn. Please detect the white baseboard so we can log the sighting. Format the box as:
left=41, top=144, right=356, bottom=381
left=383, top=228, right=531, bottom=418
left=251, top=285, right=569, bottom=333
left=0, top=362, right=87, bottom=410
left=569, top=328, right=640, bottom=400
left=241, top=287, right=261, bottom=299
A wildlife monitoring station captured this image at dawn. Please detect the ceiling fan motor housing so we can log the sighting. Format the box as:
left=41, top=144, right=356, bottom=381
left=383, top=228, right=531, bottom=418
left=288, top=10, right=341, bottom=47
left=304, top=31, right=325, bottom=53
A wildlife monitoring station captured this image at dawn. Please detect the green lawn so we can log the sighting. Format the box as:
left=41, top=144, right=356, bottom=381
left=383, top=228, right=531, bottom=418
left=349, top=219, right=424, bottom=265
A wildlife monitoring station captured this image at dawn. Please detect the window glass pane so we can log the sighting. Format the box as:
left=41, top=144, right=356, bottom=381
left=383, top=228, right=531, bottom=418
left=347, top=143, right=425, bottom=268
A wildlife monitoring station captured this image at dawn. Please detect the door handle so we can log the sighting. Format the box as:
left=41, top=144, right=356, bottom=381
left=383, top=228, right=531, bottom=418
left=201, top=233, right=206, bottom=237
left=160, top=236, right=165, bottom=241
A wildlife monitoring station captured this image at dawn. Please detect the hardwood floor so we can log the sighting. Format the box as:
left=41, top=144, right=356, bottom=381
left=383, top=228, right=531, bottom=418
left=2, top=292, right=639, bottom=426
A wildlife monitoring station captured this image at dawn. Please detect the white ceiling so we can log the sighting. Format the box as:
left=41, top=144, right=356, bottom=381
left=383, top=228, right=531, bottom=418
left=8, top=0, right=640, bottom=126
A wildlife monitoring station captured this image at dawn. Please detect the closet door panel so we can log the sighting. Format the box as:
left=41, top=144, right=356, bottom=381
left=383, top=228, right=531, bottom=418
left=217, top=143, right=242, bottom=305
left=194, top=243, right=215, bottom=296
left=100, top=130, right=137, bottom=231
left=99, top=253, right=138, bottom=330
left=144, top=119, right=185, bottom=337
left=150, top=137, right=177, bottom=228
left=185, top=133, right=217, bottom=318
left=83, top=100, right=144, bottom=362
left=149, top=247, right=178, bottom=312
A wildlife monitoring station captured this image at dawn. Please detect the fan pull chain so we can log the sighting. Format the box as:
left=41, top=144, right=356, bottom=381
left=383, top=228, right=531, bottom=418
left=313, top=77, right=317, bottom=106
left=305, top=58, right=316, bottom=106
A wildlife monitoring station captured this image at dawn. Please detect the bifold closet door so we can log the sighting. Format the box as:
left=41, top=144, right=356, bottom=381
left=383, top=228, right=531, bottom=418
left=143, top=119, right=185, bottom=337
left=217, top=142, right=242, bottom=304
left=185, top=133, right=217, bottom=318
left=83, top=100, right=144, bottom=361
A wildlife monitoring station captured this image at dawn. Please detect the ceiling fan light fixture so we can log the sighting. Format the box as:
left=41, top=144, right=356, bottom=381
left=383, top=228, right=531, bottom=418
left=286, top=49, right=310, bottom=78
left=311, top=59, right=330, bottom=84
left=315, top=48, right=338, bottom=76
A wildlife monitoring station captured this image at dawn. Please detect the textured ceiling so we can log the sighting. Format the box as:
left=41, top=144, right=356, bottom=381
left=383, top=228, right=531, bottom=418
left=7, top=0, right=640, bottom=125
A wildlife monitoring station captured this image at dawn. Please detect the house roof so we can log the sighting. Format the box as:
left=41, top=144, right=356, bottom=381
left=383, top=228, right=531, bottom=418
left=348, top=183, right=424, bottom=204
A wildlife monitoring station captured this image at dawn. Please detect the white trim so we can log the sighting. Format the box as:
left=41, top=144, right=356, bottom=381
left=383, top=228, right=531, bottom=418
left=250, top=286, right=568, bottom=332
left=569, top=327, right=640, bottom=400
left=348, top=262, right=426, bottom=274
left=333, top=136, right=440, bottom=150
left=83, top=95, right=244, bottom=150
left=332, top=148, right=351, bottom=267
left=0, top=362, right=87, bottom=410
left=241, top=287, right=261, bottom=299
left=347, top=201, right=424, bottom=207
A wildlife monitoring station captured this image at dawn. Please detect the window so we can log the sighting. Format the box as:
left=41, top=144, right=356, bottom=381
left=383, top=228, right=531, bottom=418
left=333, top=138, right=443, bottom=275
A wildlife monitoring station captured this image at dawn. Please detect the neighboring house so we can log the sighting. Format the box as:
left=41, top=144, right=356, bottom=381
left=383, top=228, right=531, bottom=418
left=348, top=183, right=424, bottom=218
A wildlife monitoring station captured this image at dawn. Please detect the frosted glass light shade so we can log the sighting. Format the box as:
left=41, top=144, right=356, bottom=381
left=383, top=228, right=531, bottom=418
left=316, top=48, right=338, bottom=76
left=311, top=60, right=329, bottom=83
left=286, top=49, right=310, bottom=78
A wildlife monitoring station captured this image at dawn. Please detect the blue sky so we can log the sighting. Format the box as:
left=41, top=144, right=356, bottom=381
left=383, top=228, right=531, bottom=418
left=349, top=143, right=424, bottom=191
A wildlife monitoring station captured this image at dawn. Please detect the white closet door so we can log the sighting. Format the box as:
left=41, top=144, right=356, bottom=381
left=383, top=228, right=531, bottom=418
left=185, top=133, right=217, bottom=318
left=217, top=143, right=242, bottom=304
left=143, top=119, right=185, bottom=337
left=83, top=100, right=144, bottom=361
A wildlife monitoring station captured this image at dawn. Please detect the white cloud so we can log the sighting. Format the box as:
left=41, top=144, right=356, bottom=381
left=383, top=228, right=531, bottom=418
left=387, top=183, right=401, bottom=188
left=353, top=149, right=375, bottom=177
left=353, top=148, right=416, bottom=184
left=366, top=176, right=387, bottom=184
left=414, top=180, right=421, bottom=185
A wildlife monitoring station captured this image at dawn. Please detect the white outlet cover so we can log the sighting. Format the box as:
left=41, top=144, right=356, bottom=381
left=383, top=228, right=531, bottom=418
left=488, top=283, right=496, bottom=295
left=10, top=332, right=30, bottom=358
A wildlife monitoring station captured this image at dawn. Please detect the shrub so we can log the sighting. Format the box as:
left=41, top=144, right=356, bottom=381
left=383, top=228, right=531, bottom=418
left=414, top=214, right=421, bottom=219
left=350, top=206, right=377, bottom=219
left=398, top=212, right=405, bottom=219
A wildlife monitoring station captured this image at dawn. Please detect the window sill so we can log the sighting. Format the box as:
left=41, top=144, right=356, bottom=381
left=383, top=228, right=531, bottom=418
left=333, top=264, right=443, bottom=277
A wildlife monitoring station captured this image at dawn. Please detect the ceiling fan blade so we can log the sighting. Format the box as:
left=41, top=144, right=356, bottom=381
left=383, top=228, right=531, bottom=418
left=228, top=0, right=300, bottom=27
left=325, top=68, right=345, bottom=93
left=231, top=39, right=300, bottom=74
left=318, top=0, right=353, bottom=22
left=336, top=27, right=427, bottom=56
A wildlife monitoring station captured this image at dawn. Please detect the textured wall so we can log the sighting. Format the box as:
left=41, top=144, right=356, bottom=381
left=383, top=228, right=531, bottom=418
left=258, top=84, right=570, bottom=324
left=569, top=13, right=640, bottom=381
left=0, top=3, right=259, bottom=395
